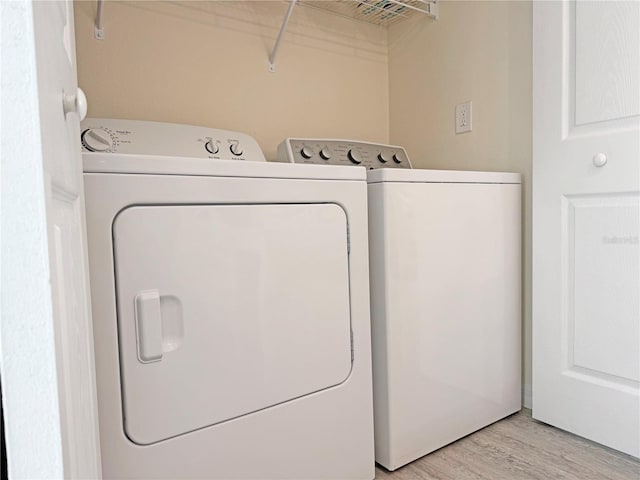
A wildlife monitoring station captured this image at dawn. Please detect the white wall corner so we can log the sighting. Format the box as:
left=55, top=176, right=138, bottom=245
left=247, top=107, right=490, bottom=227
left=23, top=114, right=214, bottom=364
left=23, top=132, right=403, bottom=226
left=522, top=383, right=532, bottom=409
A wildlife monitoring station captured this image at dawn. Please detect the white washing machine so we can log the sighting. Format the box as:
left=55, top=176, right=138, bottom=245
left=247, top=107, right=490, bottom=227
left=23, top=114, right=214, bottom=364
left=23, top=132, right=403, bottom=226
left=278, top=138, right=522, bottom=471
left=82, top=120, right=375, bottom=479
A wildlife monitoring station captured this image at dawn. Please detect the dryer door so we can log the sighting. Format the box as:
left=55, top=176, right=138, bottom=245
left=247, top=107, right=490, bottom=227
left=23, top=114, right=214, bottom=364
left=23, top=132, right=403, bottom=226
left=112, top=203, right=353, bottom=445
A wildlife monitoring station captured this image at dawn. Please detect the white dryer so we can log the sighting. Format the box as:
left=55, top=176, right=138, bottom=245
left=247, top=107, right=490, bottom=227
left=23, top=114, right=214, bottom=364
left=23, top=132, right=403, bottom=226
left=82, top=120, right=375, bottom=479
left=278, top=138, right=522, bottom=471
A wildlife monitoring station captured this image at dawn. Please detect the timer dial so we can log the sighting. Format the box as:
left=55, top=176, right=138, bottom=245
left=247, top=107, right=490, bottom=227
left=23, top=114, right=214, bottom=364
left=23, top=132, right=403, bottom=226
left=230, top=143, right=243, bottom=156
left=347, top=149, right=362, bottom=165
left=82, top=128, right=113, bottom=152
left=205, top=140, right=219, bottom=155
left=300, top=147, right=313, bottom=159
left=319, top=148, right=332, bottom=160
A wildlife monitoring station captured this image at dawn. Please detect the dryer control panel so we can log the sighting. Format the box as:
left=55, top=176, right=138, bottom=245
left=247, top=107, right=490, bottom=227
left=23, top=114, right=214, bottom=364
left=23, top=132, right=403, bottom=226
left=81, top=118, right=266, bottom=162
left=277, top=138, right=411, bottom=169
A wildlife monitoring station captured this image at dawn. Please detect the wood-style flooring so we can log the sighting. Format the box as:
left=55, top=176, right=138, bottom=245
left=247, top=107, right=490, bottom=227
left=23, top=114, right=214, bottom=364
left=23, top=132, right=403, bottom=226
left=374, top=409, right=640, bottom=480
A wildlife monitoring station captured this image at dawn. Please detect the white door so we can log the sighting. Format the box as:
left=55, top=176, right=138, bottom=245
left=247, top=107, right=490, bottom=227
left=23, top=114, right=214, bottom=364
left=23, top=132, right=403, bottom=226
left=1, top=0, right=101, bottom=477
left=533, top=1, right=640, bottom=457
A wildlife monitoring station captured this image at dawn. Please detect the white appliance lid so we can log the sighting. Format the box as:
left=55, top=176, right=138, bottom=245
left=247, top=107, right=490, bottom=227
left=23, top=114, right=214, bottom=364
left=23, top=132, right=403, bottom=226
left=83, top=154, right=367, bottom=181
left=366, top=168, right=521, bottom=184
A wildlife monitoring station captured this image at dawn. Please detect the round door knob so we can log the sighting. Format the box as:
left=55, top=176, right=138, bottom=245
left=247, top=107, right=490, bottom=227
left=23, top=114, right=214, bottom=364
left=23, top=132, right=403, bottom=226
left=347, top=149, right=362, bottom=164
left=81, top=128, right=113, bottom=152
left=300, top=147, right=313, bottom=159
left=63, top=87, right=88, bottom=120
left=593, top=153, right=607, bottom=167
left=319, top=148, right=332, bottom=160
left=230, top=143, right=243, bottom=156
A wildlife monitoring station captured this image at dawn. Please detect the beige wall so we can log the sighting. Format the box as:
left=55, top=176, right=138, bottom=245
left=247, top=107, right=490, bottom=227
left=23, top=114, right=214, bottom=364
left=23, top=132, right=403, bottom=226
left=388, top=1, right=533, bottom=403
left=74, top=1, right=389, bottom=160
left=75, top=0, right=533, bottom=403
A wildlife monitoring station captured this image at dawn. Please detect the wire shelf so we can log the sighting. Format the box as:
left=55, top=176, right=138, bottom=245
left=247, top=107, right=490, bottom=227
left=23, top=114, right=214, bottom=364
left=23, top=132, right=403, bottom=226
left=298, top=0, right=438, bottom=26
left=268, top=0, right=437, bottom=71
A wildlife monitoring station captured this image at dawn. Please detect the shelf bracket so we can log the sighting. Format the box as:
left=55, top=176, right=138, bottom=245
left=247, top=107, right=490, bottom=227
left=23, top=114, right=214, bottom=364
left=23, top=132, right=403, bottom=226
left=268, top=0, right=298, bottom=73
left=426, top=0, right=438, bottom=20
left=95, top=0, right=105, bottom=40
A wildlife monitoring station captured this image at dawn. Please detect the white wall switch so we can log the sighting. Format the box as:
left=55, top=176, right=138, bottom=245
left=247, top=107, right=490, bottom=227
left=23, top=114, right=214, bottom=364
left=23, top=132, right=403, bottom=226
left=455, top=101, right=472, bottom=134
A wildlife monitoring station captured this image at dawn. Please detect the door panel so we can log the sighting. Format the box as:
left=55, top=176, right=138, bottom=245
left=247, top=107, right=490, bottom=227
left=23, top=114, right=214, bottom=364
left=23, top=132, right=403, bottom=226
left=565, top=193, right=639, bottom=383
left=575, top=1, right=639, bottom=125
left=32, top=0, right=102, bottom=476
left=113, top=203, right=352, bottom=445
left=533, top=0, right=640, bottom=457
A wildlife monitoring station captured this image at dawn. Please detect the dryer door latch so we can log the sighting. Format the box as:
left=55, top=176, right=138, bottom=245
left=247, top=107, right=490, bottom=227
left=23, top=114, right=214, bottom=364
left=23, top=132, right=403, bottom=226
left=135, top=290, right=163, bottom=363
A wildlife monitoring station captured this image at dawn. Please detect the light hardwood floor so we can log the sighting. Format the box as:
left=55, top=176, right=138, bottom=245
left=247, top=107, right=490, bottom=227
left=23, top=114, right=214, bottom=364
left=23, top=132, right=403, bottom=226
left=374, top=409, right=640, bottom=480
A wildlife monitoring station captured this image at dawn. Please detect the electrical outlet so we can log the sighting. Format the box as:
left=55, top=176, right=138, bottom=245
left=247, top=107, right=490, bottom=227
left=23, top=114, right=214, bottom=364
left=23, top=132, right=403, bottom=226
left=455, top=101, right=472, bottom=134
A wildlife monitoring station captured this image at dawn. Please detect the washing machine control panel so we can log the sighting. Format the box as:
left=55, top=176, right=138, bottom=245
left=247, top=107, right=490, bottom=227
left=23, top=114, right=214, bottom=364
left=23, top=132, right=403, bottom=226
left=277, top=138, right=411, bottom=169
left=81, top=118, right=266, bottom=162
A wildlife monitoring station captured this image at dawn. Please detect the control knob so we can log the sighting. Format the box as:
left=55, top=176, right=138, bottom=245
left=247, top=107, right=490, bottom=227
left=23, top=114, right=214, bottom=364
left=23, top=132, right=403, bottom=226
left=205, top=140, right=219, bottom=155
left=377, top=153, right=389, bottom=163
left=82, top=128, right=113, bottom=152
left=347, top=149, right=362, bottom=165
left=319, top=148, right=332, bottom=160
left=230, top=143, right=243, bottom=156
left=392, top=153, right=403, bottom=164
left=300, top=147, right=313, bottom=159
